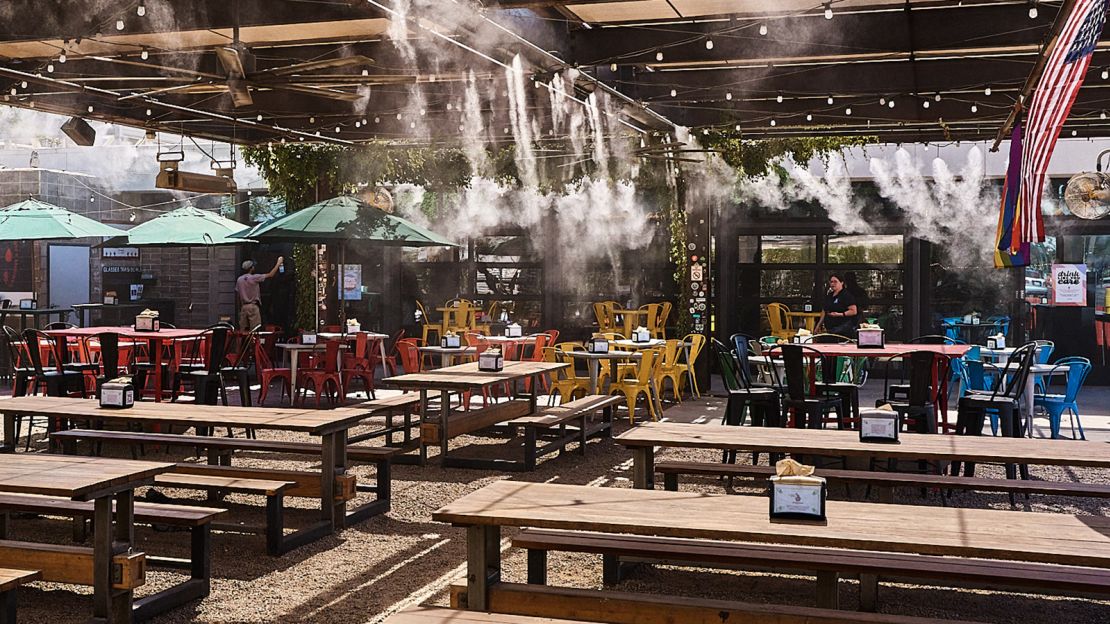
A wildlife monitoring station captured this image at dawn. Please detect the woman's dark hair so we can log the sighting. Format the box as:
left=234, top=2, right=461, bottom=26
left=827, top=272, right=845, bottom=283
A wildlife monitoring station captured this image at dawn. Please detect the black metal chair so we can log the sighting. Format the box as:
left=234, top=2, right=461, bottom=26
left=876, top=351, right=949, bottom=434
left=2, top=326, right=33, bottom=397
left=92, top=332, right=124, bottom=396
left=809, top=333, right=863, bottom=429
left=171, top=327, right=230, bottom=405
left=713, top=338, right=781, bottom=466
left=21, top=329, right=86, bottom=398
left=766, top=344, right=844, bottom=429
left=220, top=326, right=259, bottom=408
left=951, top=342, right=1037, bottom=495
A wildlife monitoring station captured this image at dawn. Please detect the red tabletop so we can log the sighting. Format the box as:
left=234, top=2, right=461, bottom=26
left=46, top=326, right=205, bottom=340
left=790, top=343, right=971, bottom=359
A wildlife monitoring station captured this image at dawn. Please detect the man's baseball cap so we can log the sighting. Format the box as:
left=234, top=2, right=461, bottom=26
left=241, top=260, right=256, bottom=271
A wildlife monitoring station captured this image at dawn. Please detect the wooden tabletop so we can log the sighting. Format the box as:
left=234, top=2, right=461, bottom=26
left=433, top=480, right=1110, bottom=568
left=0, top=397, right=369, bottom=436
left=0, top=453, right=172, bottom=500
left=769, top=343, right=971, bottom=358
left=616, top=422, right=1110, bottom=468
left=384, top=361, right=566, bottom=391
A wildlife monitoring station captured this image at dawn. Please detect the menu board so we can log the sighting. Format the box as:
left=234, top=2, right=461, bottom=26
left=1051, top=263, right=1087, bottom=307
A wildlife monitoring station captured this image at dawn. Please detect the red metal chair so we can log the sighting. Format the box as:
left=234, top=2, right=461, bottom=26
left=296, top=339, right=344, bottom=406
left=255, top=338, right=291, bottom=405
left=370, top=329, right=405, bottom=377
left=396, top=338, right=423, bottom=375
left=342, top=332, right=377, bottom=400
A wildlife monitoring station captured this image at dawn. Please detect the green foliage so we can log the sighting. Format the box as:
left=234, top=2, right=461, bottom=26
left=292, top=244, right=316, bottom=330
left=242, top=144, right=346, bottom=210
left=698, top=132, right=876, bottom=179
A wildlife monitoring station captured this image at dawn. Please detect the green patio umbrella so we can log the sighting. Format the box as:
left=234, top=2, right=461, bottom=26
left=231, top=195, right=456, bottom=325
left=0, top=198, right=127, bottom=241
left=101, top=205, right=255, bottom=247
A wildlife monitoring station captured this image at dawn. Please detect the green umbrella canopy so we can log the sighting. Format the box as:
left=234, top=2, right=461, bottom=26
left=0, top=198, right=128, bottom=241
left=102, top=205, right=255, bottom=247
left=231, top=195, right=457, bottom=247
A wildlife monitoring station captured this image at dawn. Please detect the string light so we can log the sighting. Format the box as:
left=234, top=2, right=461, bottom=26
left=776, top=92, right=783, bottom=103
left=879, top=97, right=886, bottom=105
left=145, top=108, right=151, bottom=116
left=116, top=18, right=125, bottom=31
left=1028, top=1, right=1038, bottom=19
left=923, top=100, right=930, bottom=109
left=137, top=1, right=146, bottom=16
left=374, top=116, right=380, bottom=123
left=256, top=114, right=262, bottom=121
left=8, top=87, right=15, bottom=96
left=46, top=63, right=54, bottom=73
left=670, top=89, right=677, bottom=97
left=770, top=118, right=776, bottom=126
left=309, top=116, right=315, bottom=123
left=58, top=52, right=66, bottom=63
left=396, top=113, right=402, bottom=120
left=845, top=107, right=852, bottom=115
left=140, top=48, right=149, bottom=60
left=705, top=38, right=714, bottom=50
left=1102, top=68, right=1108, bottom=80
left=827, top=96, right=834, bottom=105
left=1101, top=111, right=1107, bottom=120
left=735, top=124, right=741, bottom=131
left=935, top=93, right=943, bottom=102
left=610, top=63, right=617, bottom=72
left=655, top=51, right=664, bottom=62
left=887, top=99, right=895, bottom=108
left=87, top=105, right=94, bottom=113
left=824, top=2, right=833, bottom=19
left=984, top=86, right=992, bottom=96
left=971, top=104, right=978, bottom=113
left=725, top=92, right=733, bottom=100
left=806, top=113, right=813, bottom=121
left=758, top=23, right=768, bottom=36
left=1071, top=129, right=1078, bottom=136
left=20, top=81, right=26, bottom=88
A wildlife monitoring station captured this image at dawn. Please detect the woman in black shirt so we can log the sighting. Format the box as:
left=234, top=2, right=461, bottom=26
left=818, top=273, right=859, bottom=337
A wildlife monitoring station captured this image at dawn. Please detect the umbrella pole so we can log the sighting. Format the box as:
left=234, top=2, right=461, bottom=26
left=339, top=242, right=346, bottom=328
left=315, top=244, right=320, bottom=331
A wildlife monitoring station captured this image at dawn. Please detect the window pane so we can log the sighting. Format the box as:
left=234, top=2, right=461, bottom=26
left=760, top=269, right=816, bottom=298
left=474, top=235, right=537, bottom=262
left=760, top=235, right=817, bottom=263
left=827, top=235, right=903, bottom=263
left=846, top=269, right=903, bottom=302
left=474, top=266, right=542, bottom=296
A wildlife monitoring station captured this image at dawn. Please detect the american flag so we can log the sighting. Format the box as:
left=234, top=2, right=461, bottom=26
left=1017, top=0, right=1108, bottom=249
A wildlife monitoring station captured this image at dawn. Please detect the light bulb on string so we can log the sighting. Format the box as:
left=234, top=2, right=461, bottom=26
left=758, top=23, right=768, bottom=36
left=923, top=100, right=930, bottom=109
left=1028, top=1, right=1038, bottom=19
left=309, top=116, right=315, bottom=123
left=805, top=113, right=813, bottom=121
left=20, top=81, right=26, bottom=88
left=1071, top=129, right=1078, bottom=136
left=725, top=92, right=733, bottom=100
left=1102, top=68, right=1108, bottom=80
left=116, top=18, right=125, bottom=31
left=845, top=107, right=852, bottom=115
left=670, top=89, right=677, bottom=97
left=971, top=104, right=978, bottom=113
left=256, top=114, right=263, bottom=121
left=705, top=38, right=714, bottom=50
left=46, top=63, right=54, bottom=73
left=734, top=124, right=741, bottom=131
left=770, top=118, right=776, bottom=127
left=8, top=87, right=15, bottom=96
left=58, top=52, right=66, bottom=63
left=776, top=92, right=783, bottom=103
left=396, top=113, right=402, bottom=120
left=335, top=126, right=341, bottom=133
left=140, top=49, right=149, bottom=60
left=935, top=93, right=942, bottom=102
left=824, top=3, right=833, bottom=19
left=137, top=1, right=146, bottom=16
left=374, top=117, right=380, bottom=123
left=827, top=96, right=834, bottom=105
left=145, top=108, right=151, bottom=116
left=610, top=63, right=617, bottom=72
left=888, top=100, right=895, bottom=108
left=879, top=97, right=886, bottom=105
left=655, top=50, right=664, bottom=62
left=984, top=86, right=992, bottom=96
left=87, top=105, right=93, bottom=113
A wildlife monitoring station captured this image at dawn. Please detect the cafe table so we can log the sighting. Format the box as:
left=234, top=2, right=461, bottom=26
left=45, top=326, right=206, bottom=402
left=418, top=345, right=477, bottom=368
left=786, top=310, right=822, bottom=332
left=0, top=396, right=377, bottom=538
left=434, top=480, right=1110, bottom=612
left=615, top=421, right=1110, bottom=489
left=565, top=349, right=640, bottom=394
left=612, top=308, right=649, bottom=337
left=0, top=453, right=173, bottom=623
left=274, top=341, right=349, bottom=392
left=986, top=362, right=1073, bottom=436
left=0, top=306, right=73, bottom=328
left=383, top=361, right=565, bottom=467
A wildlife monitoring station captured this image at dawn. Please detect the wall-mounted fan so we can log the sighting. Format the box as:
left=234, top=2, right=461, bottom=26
left=1063, top=149, right=1110, bottom=219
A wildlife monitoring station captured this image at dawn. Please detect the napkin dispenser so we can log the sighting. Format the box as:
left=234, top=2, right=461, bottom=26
left=18, top=298, right=35, bottom=310
left=986, top=334, right=1006, bottom=350
left=631, top=326, right=651, bottom=343
left=769, top=459, right=826, bottom=522
left=792, top=328, right=811, bottom=344
left=346, top=318, right=361, bottom=334
left=586, top=335, right=609, bottom=353
left=505, top=323, right=522, bottom=338
left=99, top=377, right=135, bottom=409
left=134, top=309, right=160, bottom=332
left=857, top=323, right=884, bottom=349
left=441, top=332, right=461, bottom=348
left=103, top=291, right=118, bottom=305
left=478, top=346, right=504, bottom=372
left=301, top=332, right=317, bottom=345
left=859, top=406, right=900, bottom=443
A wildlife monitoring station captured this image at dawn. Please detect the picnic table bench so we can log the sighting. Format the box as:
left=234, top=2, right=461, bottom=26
left=51, top=428, right=396, bottom=555
left=655, top=461, right=1110, bottom=503
left=384, top=606, right=605, bottom=624
left=434, top=480, right=1110, bottom=621
left=383, top=361, right=566, bottom=468
left=0, top=492, right=220, bottom=620
left=498, top=394, right=619, bottom=471
left=514, top=528, right=1110, bottom=611
left=348, top=394, right=423, bottom=451
left=616, top=422, right=1110, bottom=489
left=0, top=567, right=40, bottom=624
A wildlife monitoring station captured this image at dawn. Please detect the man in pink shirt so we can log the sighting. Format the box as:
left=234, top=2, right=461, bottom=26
left=236, top=256, right=282, bottom=329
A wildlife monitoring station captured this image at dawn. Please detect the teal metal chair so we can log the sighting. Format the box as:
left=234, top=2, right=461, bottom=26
left=1034, top=357, right=1091, bottom=440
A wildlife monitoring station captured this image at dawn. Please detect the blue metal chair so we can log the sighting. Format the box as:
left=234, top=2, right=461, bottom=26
left=941, top=317, right=963, bottom=342
left=1033, top=340, right=1055, bottom=395
left=1034, top=357, right=1091, bottom=440
left=986, top=315, right=1011, bottom=340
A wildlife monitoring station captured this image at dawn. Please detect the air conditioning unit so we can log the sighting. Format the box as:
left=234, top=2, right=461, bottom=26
left=155, top=161, right=237, bottom=194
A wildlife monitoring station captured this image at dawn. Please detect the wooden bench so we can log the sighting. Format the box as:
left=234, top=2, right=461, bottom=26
left=655, top=460, right=1110, bottom=504
left=0, top=492, right=220, bottom=620
left=449, top=581, right=986, bottom=624
left=504, top=395, right=620, bottom=471
left=384, top=606, right=605, bottom=623
left=0, top=567, right=40, bottom=624
left=513, top=528, right=1110, bottom=611
left=348, top=394, right=422, bottom=448
left=52, top=429, right=395, bottom=526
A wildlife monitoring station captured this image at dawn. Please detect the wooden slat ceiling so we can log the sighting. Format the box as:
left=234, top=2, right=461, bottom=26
left=0, top=0, right=1104, bottom=144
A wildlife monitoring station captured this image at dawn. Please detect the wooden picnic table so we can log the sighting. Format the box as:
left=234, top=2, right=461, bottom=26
left=0, top=453, right=173, bottom=623
left=615, top=422, right=1110, bottom=489
left=46, top=326, right=207, bottom=402
left=0, top=397, right=372, bottom=542
left=433, top=480, right=1110, bottom=611
left=383, top=361, right=566, bottom=468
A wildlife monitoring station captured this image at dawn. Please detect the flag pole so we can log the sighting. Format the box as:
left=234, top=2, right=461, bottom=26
left=990, top=0, right=1081, bottom=152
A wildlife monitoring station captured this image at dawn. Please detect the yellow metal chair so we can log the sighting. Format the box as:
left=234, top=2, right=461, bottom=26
left=765, top=302, right=793, bottom=341
left=593, top=301, right=618, bottom=333
left=657, top=301, right=673, bottom=339
left=415, top=300, right=439, bottom=346
left=677, top=333, right=706, bottom=399
left=653, top=339, right=685, bottom=402
left=610, top=348, right=660, bottom=424
left=544, top=347, right=589, bottom=405
left=639, top=303, right=663, bottom=339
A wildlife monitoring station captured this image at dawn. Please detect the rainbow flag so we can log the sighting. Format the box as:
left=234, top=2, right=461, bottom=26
left=995, top=122, right=1030, bottom=268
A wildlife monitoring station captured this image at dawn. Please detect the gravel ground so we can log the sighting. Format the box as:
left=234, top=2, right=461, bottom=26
left=3, top=389, right=1110, bottom=624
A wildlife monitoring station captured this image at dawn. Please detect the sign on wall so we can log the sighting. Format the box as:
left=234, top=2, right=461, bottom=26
left=342, top=264, right=362, bottom=301
left=1051, top=263, right=1087, bottom=306
left=101, top=247, right=140, bottom=259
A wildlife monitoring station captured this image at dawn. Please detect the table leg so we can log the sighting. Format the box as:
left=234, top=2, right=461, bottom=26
left=439, top=389, right=450, bottom=465
left=466, top=524, right=501, bottom=611
left=632, top=446, right=655, bottom=489
left=377, top=338, right=389, bottom=377
left=93, top=490, right=136, bottom=624
left=151, top=337, right=164, bottom=403
left=1025, top=374, right=1035, bottom=437
left=418, top=389, right=429, bottom=465
left=1, top=413, right=13, bottom=453
left=290, top=349, right=299, bottom=403
left=588, top=360, right=599, bottom=395
left=322, top=430, right=348, bottom=529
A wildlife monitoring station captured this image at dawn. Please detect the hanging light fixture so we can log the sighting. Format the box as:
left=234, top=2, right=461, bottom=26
left=824, top=3, right=833, bottom=19
left=655, top=50, right=664, bottom=61
left=984, top=86, right=992, bottom=96
left=827, top=95, right=834, bottom=105
left=137, top=1, right=146, bottom=16
left=845, top=107, right=852, bottom=115
left=140, top=48, right=149, bottom=60
left=725, top=92, right=733, bottom=100
left=1028, top=1, right=1038, bottom=19
left=116, top=18, right=125, bottom=30
left=705, top=38, right=714, bottom=50
left=776, top=92, right=783, bottom=103
left=759, top=23, right=768, bottom=36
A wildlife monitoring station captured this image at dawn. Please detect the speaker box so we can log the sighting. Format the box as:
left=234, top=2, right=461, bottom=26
left=60, top=117, right=96, bottom=146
